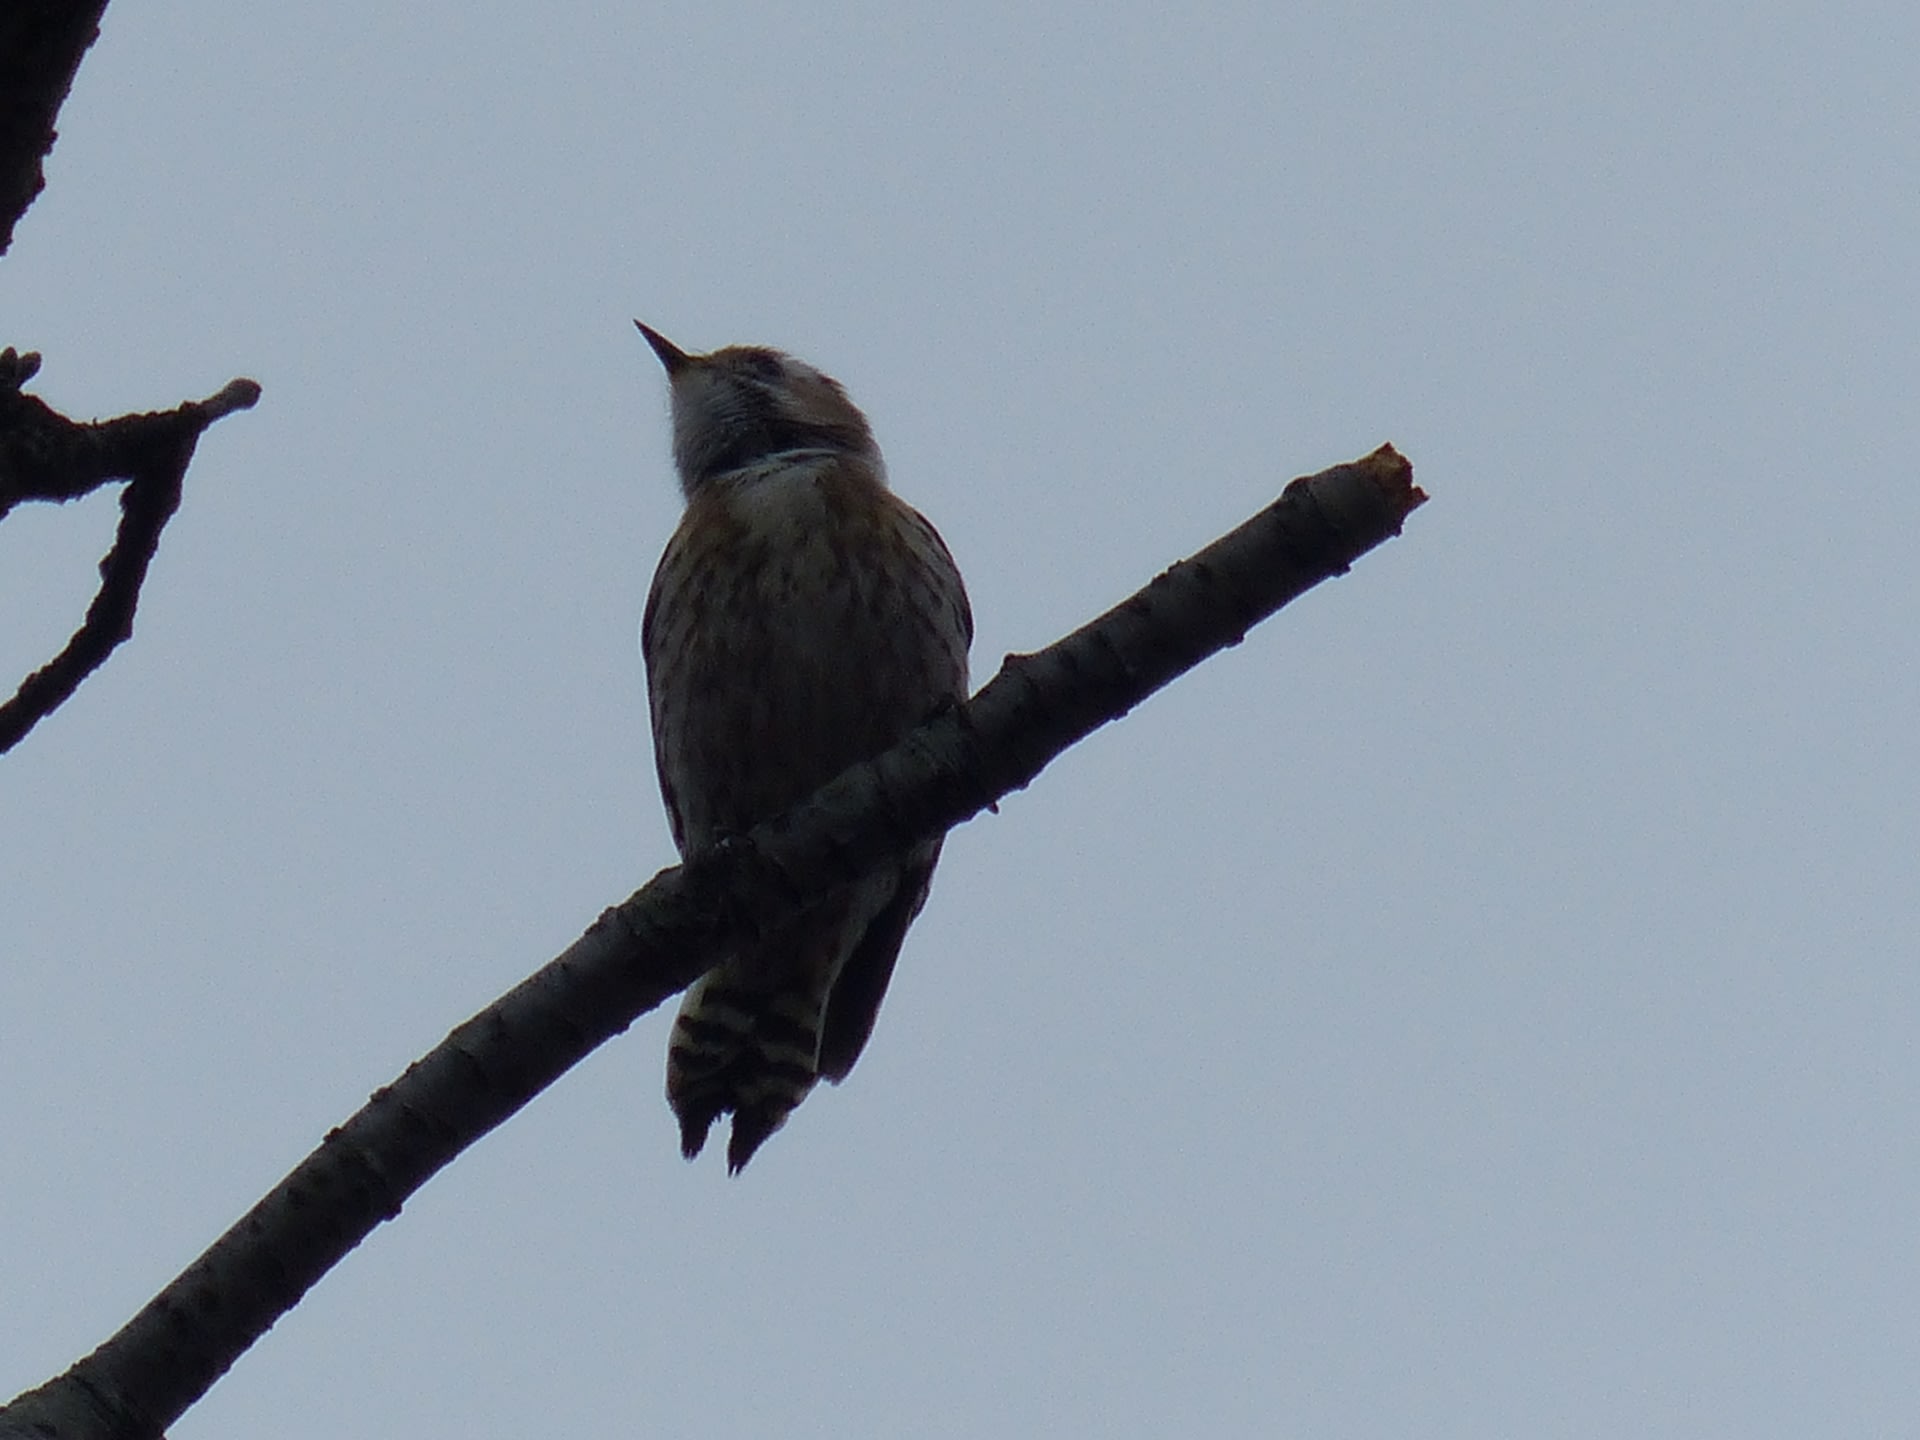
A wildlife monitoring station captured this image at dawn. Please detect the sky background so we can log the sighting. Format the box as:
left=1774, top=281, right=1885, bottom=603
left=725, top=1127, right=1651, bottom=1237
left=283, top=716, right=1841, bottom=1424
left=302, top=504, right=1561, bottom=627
left=4, top=3, right=1918, bottom=1436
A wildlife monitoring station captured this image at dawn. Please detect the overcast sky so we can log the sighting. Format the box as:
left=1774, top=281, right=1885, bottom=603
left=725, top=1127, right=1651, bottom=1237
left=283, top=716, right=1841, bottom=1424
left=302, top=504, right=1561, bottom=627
left=4, top=3, right=1918, bottom=1436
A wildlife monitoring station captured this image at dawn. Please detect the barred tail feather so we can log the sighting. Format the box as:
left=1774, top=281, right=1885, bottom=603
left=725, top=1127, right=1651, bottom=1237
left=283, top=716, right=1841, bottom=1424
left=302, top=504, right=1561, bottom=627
left=666, top=976, right=826, bottom=1173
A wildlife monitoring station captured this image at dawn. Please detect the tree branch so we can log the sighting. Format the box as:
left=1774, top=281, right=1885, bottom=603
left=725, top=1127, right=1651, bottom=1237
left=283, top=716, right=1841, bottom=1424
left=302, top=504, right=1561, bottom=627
left=0, top=353, right=261, bottom=754
left=0, top=0, right=109, bottom=256
left=0, top=446, right=1425, bottom=1440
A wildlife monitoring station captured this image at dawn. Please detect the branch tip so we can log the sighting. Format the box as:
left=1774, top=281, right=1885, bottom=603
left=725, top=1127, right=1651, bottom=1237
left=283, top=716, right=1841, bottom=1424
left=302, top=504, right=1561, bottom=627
left=0, top=347, right=43, bottom=389
left=1360, top=442, right=1426, bottom=517
left=195, top=378, right=262, bottom=422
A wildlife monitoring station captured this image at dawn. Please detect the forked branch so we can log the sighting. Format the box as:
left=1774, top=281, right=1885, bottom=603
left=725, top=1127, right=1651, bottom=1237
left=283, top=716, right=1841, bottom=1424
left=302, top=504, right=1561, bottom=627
left=0, top=351, right=261, bottom=753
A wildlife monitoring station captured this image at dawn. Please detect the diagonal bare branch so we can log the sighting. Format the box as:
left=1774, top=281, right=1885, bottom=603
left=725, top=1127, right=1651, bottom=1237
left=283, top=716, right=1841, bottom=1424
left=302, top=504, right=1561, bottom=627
left=0, top=0, right=109, bottom=256
left=0, top=446, right=1424, bottom=1440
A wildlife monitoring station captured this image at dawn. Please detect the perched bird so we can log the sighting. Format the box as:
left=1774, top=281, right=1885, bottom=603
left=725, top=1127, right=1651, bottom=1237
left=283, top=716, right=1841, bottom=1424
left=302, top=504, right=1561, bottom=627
left=635, top=322, right=973, bottom=1172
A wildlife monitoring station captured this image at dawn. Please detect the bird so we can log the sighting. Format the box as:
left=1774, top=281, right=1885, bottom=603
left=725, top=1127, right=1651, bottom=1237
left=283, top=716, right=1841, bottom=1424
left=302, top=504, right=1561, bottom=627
left=634, top=322, right=973, bottom=1172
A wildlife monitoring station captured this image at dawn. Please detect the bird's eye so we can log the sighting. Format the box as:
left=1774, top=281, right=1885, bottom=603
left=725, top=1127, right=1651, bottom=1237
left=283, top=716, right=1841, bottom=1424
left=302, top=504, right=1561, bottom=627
left=742, top=351, right=785, bottom=380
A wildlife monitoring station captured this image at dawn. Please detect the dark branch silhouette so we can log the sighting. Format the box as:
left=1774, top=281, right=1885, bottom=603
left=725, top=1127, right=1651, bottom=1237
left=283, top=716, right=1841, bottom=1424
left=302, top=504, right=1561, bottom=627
left=1, top=8, right=260, bottom=754
left=0, top=352, right=261, bottom=754
left=0, top=0, right=107, bottom=256
left=0, top=446, right=1426, bottom=1440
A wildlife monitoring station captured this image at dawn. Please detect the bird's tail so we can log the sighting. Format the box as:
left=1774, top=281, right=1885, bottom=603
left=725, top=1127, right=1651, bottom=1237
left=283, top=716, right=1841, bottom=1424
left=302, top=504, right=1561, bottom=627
left=667, top=966, right=831, bottom=1173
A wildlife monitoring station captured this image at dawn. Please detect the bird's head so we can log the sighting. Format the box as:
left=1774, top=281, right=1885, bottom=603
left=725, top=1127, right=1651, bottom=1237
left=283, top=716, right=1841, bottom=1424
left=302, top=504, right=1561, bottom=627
left=635, top=322, right=879, bottom=495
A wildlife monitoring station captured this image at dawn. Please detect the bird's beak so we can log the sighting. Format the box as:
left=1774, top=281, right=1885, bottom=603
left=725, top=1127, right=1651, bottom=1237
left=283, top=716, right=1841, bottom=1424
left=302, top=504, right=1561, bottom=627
left=634, top=320, right=693, bottom=376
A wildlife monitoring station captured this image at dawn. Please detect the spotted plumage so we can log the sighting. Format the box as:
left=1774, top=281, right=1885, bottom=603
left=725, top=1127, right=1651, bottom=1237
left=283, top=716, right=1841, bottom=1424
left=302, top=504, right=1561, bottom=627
left=636, top=323, right=972, bottom=1171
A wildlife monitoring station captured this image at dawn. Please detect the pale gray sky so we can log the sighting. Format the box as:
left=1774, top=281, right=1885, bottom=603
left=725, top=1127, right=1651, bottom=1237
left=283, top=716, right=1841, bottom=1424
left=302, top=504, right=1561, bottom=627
left=4, top=3, right=1917, bottom=1436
